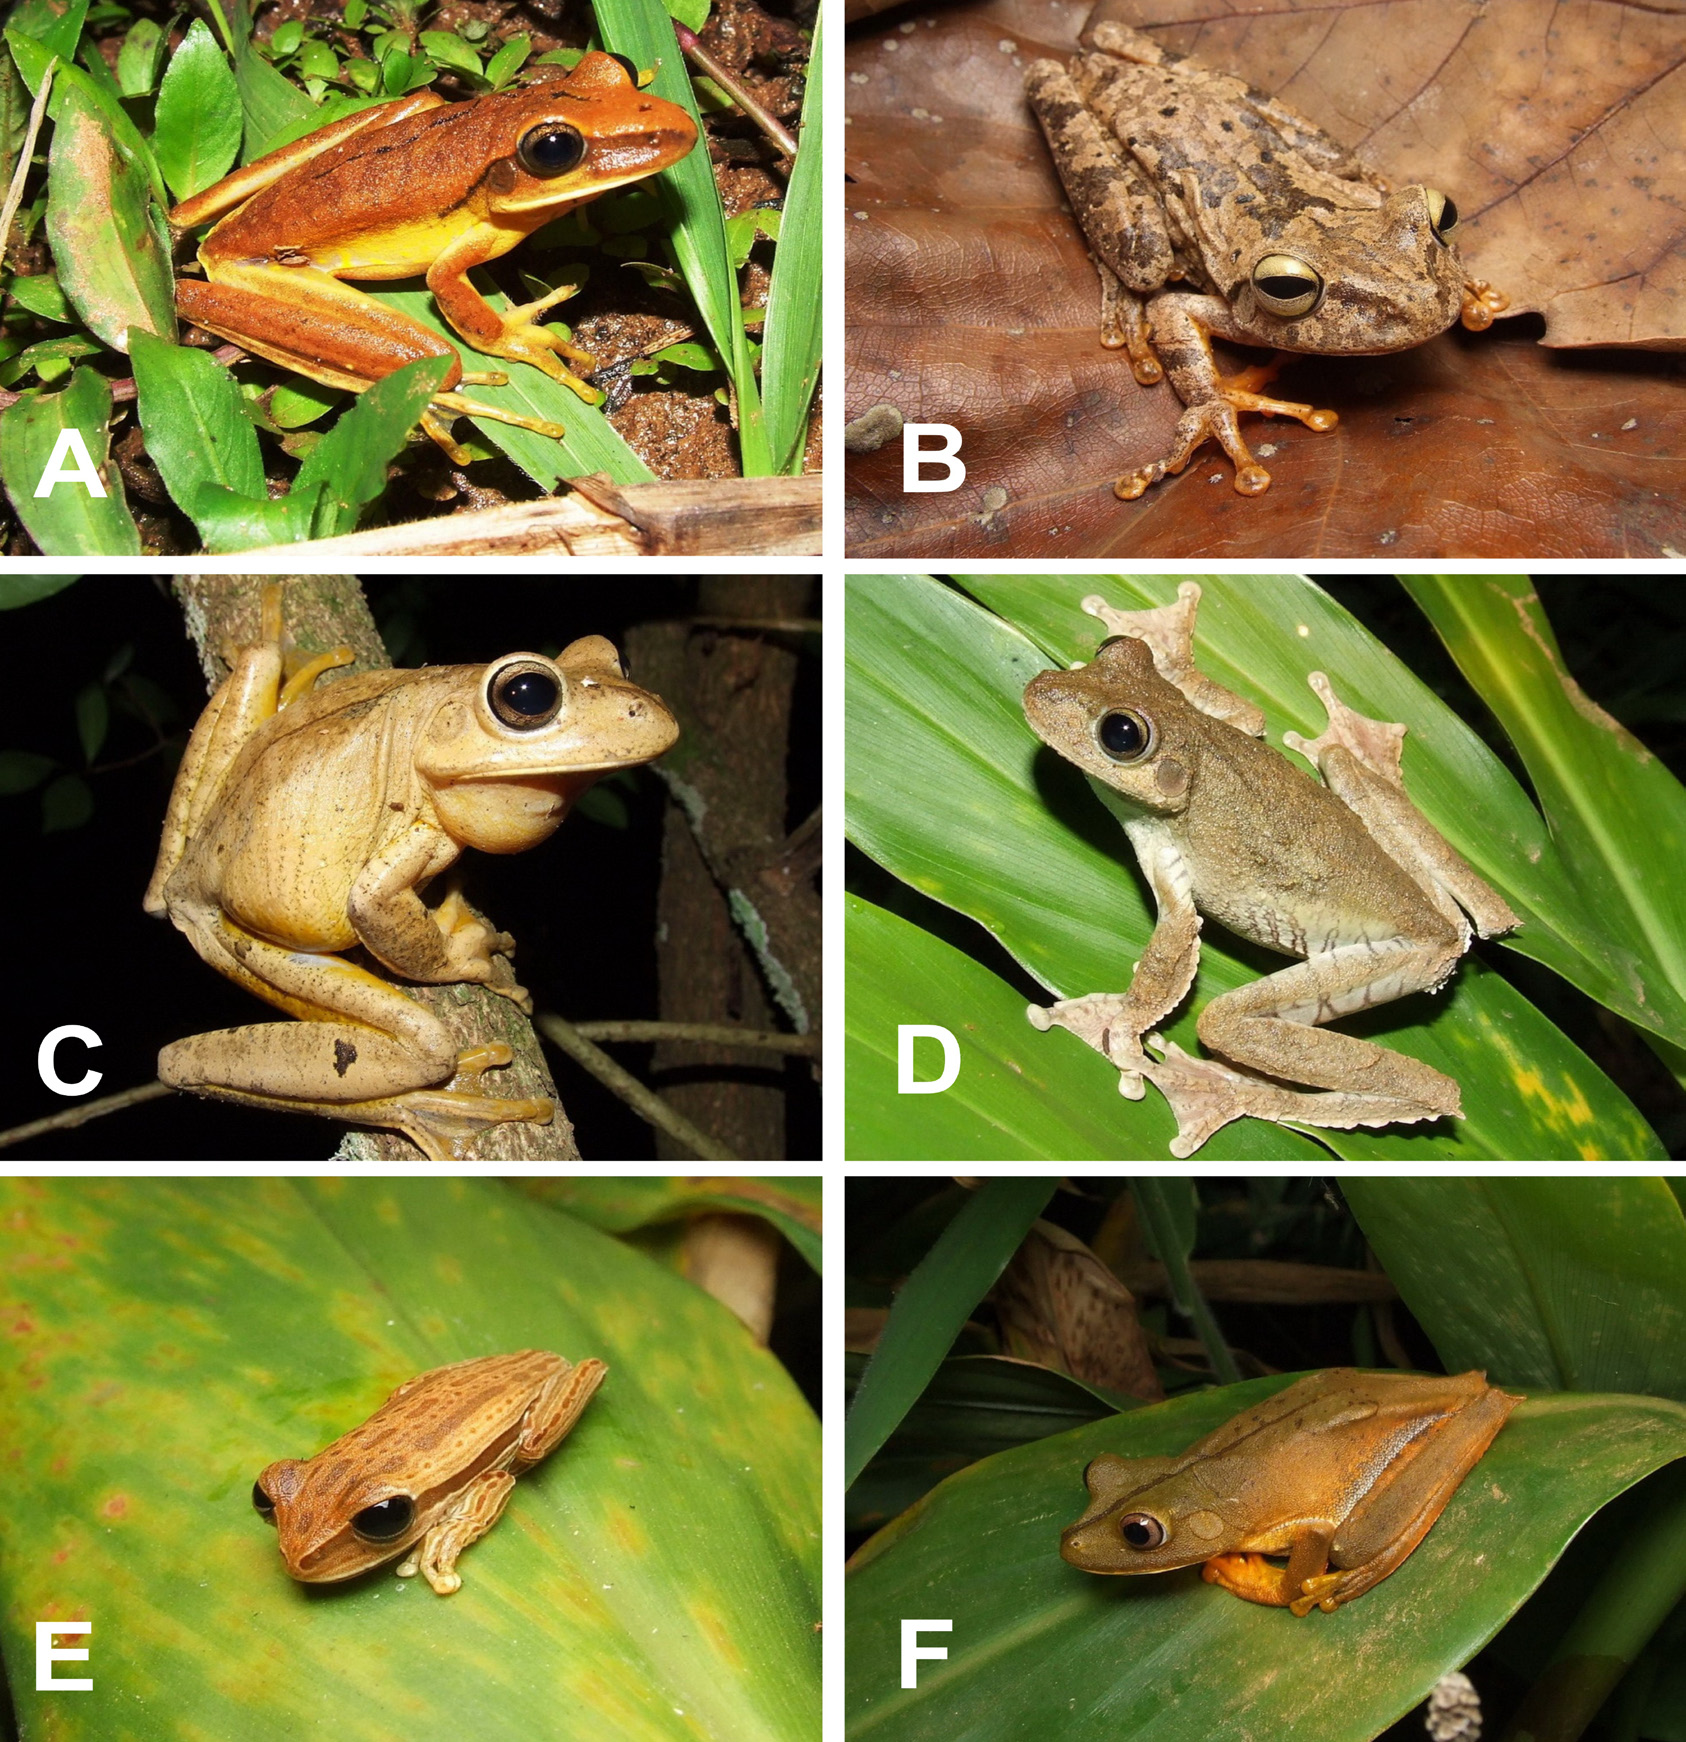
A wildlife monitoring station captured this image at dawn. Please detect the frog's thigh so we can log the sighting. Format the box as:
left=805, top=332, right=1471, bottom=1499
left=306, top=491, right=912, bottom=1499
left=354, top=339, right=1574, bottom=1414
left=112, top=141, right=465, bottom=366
left=1023, top=61, right=1173, bottom=294
left=1197, top=943, right=1462, bottom=1111
left=411, top=1470, right=517, bottom=1595
left=1323, top=1386, right=1516, bottom=1608
left=178, top=261, right=465, bottom=396
left=161, top=913, right=459, bottom=1101
left=516, top=1357, right=609, bottom=1465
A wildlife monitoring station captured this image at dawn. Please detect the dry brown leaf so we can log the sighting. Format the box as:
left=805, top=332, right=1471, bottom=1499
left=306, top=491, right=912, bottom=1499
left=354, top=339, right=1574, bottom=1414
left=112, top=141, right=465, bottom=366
left=844, top=0, right=1686, bottom=556
left=992, top=1222, right=1163, bottom=1401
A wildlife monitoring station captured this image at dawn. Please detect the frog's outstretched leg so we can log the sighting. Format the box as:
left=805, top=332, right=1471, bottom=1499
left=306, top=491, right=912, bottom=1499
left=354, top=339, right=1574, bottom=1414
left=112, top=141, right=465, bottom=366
left=1116, top=294, right=1338, bottom=498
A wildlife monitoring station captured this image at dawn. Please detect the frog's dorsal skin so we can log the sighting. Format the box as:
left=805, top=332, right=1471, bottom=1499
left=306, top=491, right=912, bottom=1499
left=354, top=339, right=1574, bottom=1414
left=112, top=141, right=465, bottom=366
left=1023, top=21, right=1508, bottom=498
left=1023, top=583, right=1519, bottom=1157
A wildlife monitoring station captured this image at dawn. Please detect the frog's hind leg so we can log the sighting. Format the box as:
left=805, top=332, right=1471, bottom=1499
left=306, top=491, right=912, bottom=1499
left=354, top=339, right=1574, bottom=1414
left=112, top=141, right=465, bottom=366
left=159, top=912, right=552, bottom=1159
left=1140, top=936, right=1467, bottom=1157
left=403, top=1470, right=516, bottom=1595
left=514, top=1356, right=608, bottom=1467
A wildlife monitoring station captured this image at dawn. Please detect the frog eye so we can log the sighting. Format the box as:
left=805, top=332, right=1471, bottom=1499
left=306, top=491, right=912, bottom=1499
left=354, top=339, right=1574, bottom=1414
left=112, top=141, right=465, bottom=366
left=1426, top=188, right=1459, bottom=243
left=251, top=1480, right=276, bottom=1521
left=517, top=122, right=587, bottom=178
left=1251, top=255, right=1323, bottom=318
left=1117, top=1512, right=1167, bottom=1551
left=351, top=1496, right=416, bottom=1542
left=488, top=658, right=565, bottom=730
left=1095, top=708, right=1154, bottom=763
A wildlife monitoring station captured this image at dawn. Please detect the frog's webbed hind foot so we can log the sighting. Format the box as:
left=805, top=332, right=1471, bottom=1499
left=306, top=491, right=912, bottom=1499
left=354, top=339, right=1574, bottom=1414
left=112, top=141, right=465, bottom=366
left=1027, top=992, right=1152, bottom=1098
left=355, top=1075, right=556, bottom=1161
left=1140, top=1036, right=1458, bottom=1159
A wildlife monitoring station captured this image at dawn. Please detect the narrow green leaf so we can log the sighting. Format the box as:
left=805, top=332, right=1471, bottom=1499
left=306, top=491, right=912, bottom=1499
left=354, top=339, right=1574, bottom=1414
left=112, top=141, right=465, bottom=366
left=73, top=678, right=106, bottom=763
left=6, top=0, right=88, bottom=71
left=290, top=352, right=451, bottom=537
left=0, top=366, right=141, bottom=554
left=483, top=33, right=529, bottom=88
left=846, top=1179, right=1056, bottom=1487
left=44, top=74, right=174, bottom=349
left=115, top=17, right=166, bottom=95
left=218, top=0, right=315, bottom=158
left=592, top=0, right=771, bottom=474
left=1134, top=1179, right=1239, bottom=1384
left=761, top=6, right=821, bottom=474
left=129, top=327, right=266, bottom=529
left=153, top=20, right=243, bottom=200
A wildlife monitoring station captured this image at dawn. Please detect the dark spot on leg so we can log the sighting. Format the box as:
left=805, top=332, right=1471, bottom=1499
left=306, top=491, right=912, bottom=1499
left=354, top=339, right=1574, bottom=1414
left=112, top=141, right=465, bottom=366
left=333, top=1040, right=358, bottom=1077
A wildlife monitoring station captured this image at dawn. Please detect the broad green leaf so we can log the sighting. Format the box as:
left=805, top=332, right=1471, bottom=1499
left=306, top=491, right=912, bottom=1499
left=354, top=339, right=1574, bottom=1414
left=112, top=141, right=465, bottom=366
left=291, top=352, right=452, bottom=537
left=39, top=767, right=91, bottom=828
left=1344, top=1178, right=1686, bottom=1400
left=761, top=7, right=821, bottom=475
left=1404, top=576, right=1686, bottom=1051
left=418, top=29, right=482, bottom=76
left=847, top=1179, right=1055, bottom=1487
left=370, top=286, right=655, bottom=487
left=129, top=328, right=267, bottom=527
left=844, top=893, right=1317, bottom=1160
left=6, top=0, right=88, bottom=71
left=0, top=577, right=76, bottom=608
left=0, top=366, right=142, bottom=554
left=522, top=1177, right=821, bottom=1273
left=846, top=1379, right=1686, bottom=1742
left=593, top=0, right=771, bottom=474
left=844, top=576, right=1663, bottom=1161
left=0, top=1178, right=820, bottom=1742
left=8, top=32, right=168, bottom=206
left=189, top=477, right=318, bottom=551
left=153, top=20, right=242, bottom=200
left=44, top=75, right=174, bottom=348
left=0, top=748, right=55, bottom=787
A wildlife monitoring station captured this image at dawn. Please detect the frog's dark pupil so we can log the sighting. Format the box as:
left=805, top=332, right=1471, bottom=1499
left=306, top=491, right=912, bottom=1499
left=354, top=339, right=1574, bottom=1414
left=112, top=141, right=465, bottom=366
left=1122, top=1519, right=1158, bottom=1549
left=1433, top=196, right=1458, bottom=236
left=1099, top=711, right=1148, bottom=759
left=351, top=1496, right=416, bottom=1541
left=498, top=670, right=560, bottom=721
left=251, top=1481, right=275, bottom=1516
left=518, top=123, right=586, bottom=177
left=1259, top=277, right=1311, bottom=301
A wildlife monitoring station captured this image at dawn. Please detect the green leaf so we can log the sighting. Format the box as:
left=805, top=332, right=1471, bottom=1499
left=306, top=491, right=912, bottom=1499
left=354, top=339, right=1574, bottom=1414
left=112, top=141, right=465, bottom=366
left=129, top=327, right=267, bottom=531
left=593, top=0, right=771, bottom=475
left=1344, top=1177, right=1686, bottom=1400
left=0, top=576, right=77, bottom=608
left=73, top=678, right=106, bottom=763
left=116, top=16, right=166, bottom=95
left=7, top=0, right=89, bottom=70
left=295, top=39, right=339, bottom=81
left=153, top=20, right=243, bottom=200
left=189, top=477, right=320, bottom=552
left=1404, top=576, right=1686, bottom=1052
left=290, top=351, right=452, bottom=537
left=8, top=272, right=75, bottom=321
left=43, top=72, right=174, bottom=349
left=0, top=366, right=142, bottom=554
left=0, top=748, right=56, bottom=789
left=762, top=12, right=820, bottom=475
left=268, top=18, right=304, bottom=57
left=844, top=576, right=1664, bottom=1161
left=845, top=1382, right=1686, bottom=1742
left=521, top=1177, right=822, bottom=1273
left=0, top=1177, right=820, bottom=1742
left=663, top=0, right=710, bottom=30
left=417, top=28, right=481, bottom=76
left=651, top=339, right=719, bottom=371
left=482, top=33, right=529, bottom=88
left=370, top=285, right=654, bottom=487
left=39, top=768, right=92, bottom=830
left=843, top=894, right=1311, bottom=1160
left=218, top=0, right=316, bottom=158
left=847, top=1179, right=1055, bottom=1487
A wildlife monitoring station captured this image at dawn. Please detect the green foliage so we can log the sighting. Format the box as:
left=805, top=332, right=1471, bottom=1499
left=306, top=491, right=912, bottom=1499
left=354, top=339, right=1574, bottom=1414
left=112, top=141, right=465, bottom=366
left=844, top=576, right=1667, bottom=1161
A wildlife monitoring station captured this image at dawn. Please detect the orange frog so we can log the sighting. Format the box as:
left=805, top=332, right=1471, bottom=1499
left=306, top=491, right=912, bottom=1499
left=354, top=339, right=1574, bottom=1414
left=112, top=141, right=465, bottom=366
left=170, top=53, right=697, bottom=458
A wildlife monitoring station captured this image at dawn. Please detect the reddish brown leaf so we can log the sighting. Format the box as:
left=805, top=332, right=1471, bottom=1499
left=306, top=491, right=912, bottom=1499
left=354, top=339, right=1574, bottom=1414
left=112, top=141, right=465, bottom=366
left=844, top=0, right=1686, bottom=556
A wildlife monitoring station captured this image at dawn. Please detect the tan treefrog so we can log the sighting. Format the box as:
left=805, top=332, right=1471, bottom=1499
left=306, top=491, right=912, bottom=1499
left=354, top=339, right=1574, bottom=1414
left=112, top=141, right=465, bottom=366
left=144, top=585, right=679, bottom=1160
left=1024, top=21, right=1509, bottom=499
left=1022, top=583, right=1519, bottom=1156
left=1061, top=1368, right=1520, bottom=1614
left=253, top=1349, right=606, bottom=1594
